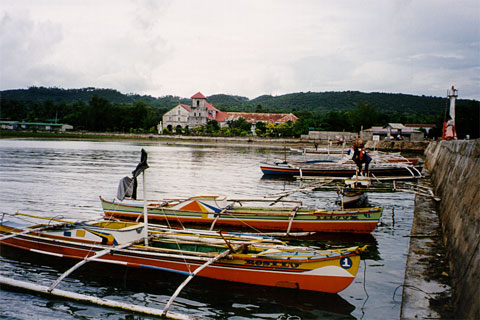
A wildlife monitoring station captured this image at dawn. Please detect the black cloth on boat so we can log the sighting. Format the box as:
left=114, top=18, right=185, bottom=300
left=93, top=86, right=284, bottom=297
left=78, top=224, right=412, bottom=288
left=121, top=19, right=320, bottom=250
left=131, top=149, right=149, bottom=200
left=116, top=149, right=149, bottom=200
left=117, top=176, right=134, bottom=201
left=132, top=149, right=149, bottom=178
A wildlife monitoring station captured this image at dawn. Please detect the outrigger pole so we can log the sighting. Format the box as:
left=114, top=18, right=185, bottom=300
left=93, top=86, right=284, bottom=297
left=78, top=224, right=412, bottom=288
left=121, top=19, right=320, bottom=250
left=0, top=276, right=196, bottom=320
left=162, top=243, right=247, bottom=316
left=48, top=240, right=138, bottom=292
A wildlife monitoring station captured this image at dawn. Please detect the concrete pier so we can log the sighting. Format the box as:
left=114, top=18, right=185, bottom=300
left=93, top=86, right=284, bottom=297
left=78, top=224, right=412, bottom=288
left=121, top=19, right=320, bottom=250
left=401, top=139, right=479, bottom=319
left=401, top=177, right=453, bottom=319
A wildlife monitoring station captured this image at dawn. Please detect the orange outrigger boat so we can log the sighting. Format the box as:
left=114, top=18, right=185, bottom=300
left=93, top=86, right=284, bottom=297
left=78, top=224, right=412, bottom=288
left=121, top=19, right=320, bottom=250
left=0, top=214, right=366, bottom=294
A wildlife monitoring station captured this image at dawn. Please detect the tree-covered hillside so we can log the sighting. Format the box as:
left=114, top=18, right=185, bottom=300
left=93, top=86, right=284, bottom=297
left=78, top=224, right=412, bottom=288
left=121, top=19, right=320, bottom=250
left=0, top=86, right=191, bottom=108
left=245, top=91, right=448, bottom=115
left=2, top=86, right=474, bottom=115
left=1, top=86, right=478, bottom=138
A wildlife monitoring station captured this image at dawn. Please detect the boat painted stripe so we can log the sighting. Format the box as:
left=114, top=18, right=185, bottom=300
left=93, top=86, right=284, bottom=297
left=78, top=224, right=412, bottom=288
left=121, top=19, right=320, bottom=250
left=93, top=258, right=128, bottom=266
left=30, top=248, right=64, bottom=257
left=137, top=258, right=357, bottom=277
left=106, top=210, right=380, bottom=221
left=149, top=215, right=379, bottom=223
left=139, top=264, right=193, bottom=276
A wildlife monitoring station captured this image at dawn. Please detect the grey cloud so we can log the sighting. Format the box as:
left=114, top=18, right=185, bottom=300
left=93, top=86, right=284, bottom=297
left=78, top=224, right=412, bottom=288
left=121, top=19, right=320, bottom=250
left=0, top=12, right=64, bottom=88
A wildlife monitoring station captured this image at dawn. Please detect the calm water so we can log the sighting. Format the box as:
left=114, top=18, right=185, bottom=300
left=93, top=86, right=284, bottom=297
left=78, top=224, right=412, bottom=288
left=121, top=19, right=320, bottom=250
left=0, top=138, right=414, bottom=319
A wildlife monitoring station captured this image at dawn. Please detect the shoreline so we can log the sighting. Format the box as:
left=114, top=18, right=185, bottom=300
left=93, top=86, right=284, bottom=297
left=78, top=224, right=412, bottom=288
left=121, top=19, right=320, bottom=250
left=1, top=130, right=429, bottom=152
left=0, top=130, right=323, bottom=149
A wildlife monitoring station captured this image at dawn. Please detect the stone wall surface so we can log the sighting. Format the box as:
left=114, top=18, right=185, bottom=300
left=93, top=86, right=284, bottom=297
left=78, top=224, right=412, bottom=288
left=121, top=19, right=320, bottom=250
left=424, top=139, right=480, bottom=319
left=365, top=140, right=429, bottom=152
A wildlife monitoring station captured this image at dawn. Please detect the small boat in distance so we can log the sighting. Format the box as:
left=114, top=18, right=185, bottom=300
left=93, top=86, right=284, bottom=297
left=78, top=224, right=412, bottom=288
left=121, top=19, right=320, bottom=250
left=261, top=149, right=422, bottom=177
left=260, top=159, right=422, bottom=177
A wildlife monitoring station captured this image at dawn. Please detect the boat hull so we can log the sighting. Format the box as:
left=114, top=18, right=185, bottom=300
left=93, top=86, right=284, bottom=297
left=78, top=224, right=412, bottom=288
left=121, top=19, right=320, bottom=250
left=0, top=224, right=362, bottom=293
left=260, top=163, right=422, bottom=177
left=101, top=198, right=382, bottom=234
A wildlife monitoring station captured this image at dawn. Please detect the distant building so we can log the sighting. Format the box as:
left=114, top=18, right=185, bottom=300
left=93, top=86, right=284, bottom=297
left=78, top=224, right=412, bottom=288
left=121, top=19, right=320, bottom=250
left=301, top=131, right=357, bottom=142
left=404, top=123, right=436, bottom=135
left=159, top=92, right=227, bottom=132
left=0, top=121, right=73, bottom=132
left=159, top=92, right=297, bottom=134
left=225, top=112, right=298, bottom=133
left=363, top=123, right=424, bottom=141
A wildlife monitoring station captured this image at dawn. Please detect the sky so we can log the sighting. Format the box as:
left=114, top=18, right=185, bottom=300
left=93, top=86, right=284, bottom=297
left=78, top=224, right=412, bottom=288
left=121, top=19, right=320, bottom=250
left=1, top=0, right=479, bottom=100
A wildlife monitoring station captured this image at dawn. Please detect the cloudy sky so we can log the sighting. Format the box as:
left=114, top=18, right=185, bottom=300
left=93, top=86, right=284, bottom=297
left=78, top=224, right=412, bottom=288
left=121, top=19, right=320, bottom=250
left=1, top=0, right=479, bottom=100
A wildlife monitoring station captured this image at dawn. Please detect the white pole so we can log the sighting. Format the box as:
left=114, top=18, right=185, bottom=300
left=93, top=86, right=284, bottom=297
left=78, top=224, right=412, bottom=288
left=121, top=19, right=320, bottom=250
left=143, top=171, right=149, bottom=246
left=162, top=247, right=234, bottom=316
left=448, top=86, right=457, bottom=124
left=0, top=276, right=193, bottom=320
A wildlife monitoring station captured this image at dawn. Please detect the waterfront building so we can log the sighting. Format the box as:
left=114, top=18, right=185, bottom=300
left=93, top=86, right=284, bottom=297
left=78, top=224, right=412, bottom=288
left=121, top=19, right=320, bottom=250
left=0, top=121, right=73, bottom=132
left=159, top=92, right=297, bottom=134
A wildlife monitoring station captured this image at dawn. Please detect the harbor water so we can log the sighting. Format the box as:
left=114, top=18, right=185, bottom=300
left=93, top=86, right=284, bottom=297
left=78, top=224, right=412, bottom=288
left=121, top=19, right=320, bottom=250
left=0, top=138, right=415, bottom=319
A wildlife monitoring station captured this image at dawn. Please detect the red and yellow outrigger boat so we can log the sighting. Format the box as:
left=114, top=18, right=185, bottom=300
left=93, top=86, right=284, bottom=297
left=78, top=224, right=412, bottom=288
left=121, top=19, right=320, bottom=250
left=0, top=214, right=366, bottom=294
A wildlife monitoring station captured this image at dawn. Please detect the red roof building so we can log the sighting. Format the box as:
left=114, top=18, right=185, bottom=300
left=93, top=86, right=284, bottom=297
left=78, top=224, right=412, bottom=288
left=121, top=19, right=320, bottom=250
left=226, top=112, right=298, bottom=124
left=191, top=92, right=207, bottom=99
left=159, top=91, right=298, bottom=133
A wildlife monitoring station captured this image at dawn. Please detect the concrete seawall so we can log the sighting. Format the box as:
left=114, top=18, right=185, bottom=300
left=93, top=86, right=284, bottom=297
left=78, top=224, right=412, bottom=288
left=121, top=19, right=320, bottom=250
left=424, top=139, right=480, bottom=319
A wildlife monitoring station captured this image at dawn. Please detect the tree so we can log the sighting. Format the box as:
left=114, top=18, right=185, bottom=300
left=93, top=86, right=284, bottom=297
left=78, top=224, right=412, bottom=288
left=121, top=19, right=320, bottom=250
left=206, top=120, right=220, bottom=135
left=350, top=103, right=382, bottom=132
left=193, top=126, right=203, bottom=135
left=87, top=95, right=112, bottom=131
left=322, top=110, right=352, bottom=131
left=265, top=122, right=277, bottom=137
left=227, top=117, right=252, bottom=132
left=255, top=121, right=267, bottom=136
left=276, top=121, right=294, bottom=137
left=292, top=118, right=310, bottom=137
left=220, top=127, right=231, bottom=137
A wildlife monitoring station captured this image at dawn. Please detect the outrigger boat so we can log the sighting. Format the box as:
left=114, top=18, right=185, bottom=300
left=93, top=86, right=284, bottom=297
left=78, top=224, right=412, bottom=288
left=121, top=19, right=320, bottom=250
left=101, top=196, right=383, bottom=234
left=101, top=149, right=382, bottom=234
left=261, top=149, right=422, bottom=178
left=260, top=159, right=422, bottom=177
left=0, top=213, right=366, bottom=294
left=336, top=189, right=367, bottom=208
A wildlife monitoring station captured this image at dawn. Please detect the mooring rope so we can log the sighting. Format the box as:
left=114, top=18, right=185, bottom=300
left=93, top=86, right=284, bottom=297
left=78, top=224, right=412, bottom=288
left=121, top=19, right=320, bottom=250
left=360, top=258, right=369, bottom=320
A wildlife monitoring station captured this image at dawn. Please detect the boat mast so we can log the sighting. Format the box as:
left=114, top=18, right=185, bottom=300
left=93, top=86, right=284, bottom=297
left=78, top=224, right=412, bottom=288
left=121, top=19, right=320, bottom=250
left=143, top=169, right=149, bottom=246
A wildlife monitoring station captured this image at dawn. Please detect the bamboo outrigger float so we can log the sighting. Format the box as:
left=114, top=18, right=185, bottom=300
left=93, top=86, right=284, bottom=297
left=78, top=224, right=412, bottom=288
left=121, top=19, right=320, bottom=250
left=0, top=275, right=195, bottom=320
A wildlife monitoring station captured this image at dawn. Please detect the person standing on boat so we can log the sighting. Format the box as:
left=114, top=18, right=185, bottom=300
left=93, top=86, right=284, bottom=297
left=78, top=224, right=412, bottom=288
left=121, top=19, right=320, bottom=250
left=352, top=139, right=372, bottom=176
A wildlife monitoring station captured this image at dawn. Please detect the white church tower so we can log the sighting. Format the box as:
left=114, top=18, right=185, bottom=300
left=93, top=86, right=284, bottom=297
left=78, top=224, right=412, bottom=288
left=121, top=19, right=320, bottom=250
left=189, top=92, right=208, bottom=127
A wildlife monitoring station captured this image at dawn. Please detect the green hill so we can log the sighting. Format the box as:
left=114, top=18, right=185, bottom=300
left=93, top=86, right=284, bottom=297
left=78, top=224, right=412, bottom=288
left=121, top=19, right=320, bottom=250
left=2, top=86, right=476, bottom=115
left=245, top=91, right=450, bottom=115
left=0, top=86, right=193, bottom=109
left=1, top=86, right=478, bottom=138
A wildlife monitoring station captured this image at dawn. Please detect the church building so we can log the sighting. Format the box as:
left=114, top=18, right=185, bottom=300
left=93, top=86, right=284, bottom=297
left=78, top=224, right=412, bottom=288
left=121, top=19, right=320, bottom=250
left=158, top=91, right=297, bottom=134
left=159, top=92, right=227, bottom=133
